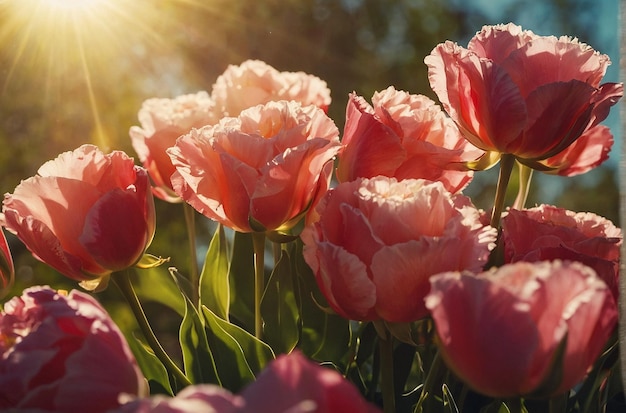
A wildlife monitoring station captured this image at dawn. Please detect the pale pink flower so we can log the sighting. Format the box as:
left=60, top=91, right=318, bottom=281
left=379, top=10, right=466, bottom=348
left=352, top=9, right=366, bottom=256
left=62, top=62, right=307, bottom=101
left=426, top=261, right=618, bottom=397
left=337, top=87, right=482, bottom=192
left=2, top=145, right=156, bottom=283
left=301, top=176, right=497, bottom=322
left=211, top=60, right=331, bottom=117
left=130, top=91, right=217, bottom=202
left=168, top=101, right=341, bottom=233
left=502, top=204, right=621, bottom=299
left=0, top=286, right=146, bottom=412
left=425, top=23, right=622, bottom=171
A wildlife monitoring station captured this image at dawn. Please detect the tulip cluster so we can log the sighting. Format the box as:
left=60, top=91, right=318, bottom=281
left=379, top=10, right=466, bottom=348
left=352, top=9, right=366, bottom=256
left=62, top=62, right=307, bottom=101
left=0, top=23, right=622, bottom=413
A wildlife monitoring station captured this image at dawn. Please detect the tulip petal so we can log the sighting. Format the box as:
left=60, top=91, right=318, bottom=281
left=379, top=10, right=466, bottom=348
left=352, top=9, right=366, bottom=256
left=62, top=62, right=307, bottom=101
left=336, top=94, right=407, bottom=183
left=79, top=188, right=149, bottom=271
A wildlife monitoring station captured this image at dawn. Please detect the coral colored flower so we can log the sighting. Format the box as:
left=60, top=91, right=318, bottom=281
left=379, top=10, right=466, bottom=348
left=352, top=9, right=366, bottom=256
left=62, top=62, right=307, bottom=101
left=114, top=352, right=380, bottom=413
left=502, top=204, right=621, bottom=300
left=425, top=261, right=618, bottom=398
left=425, top=23, right=622, bottom=171
left=301, top=176, right=496, bottom=323
left=211, top=59, right=331, bottom=116
left=0, top=286, right=146, bottom=412
left=0, top=228, right=14, bottom=299
left=130, top=91, right=218, bottom=202
left=168, top=101, right=341, bottom=233
left=3, top=145, right=156, bottom=284
left=542, top=125, right=613, bottom=176
left=336, top=87, right=481, bottom=193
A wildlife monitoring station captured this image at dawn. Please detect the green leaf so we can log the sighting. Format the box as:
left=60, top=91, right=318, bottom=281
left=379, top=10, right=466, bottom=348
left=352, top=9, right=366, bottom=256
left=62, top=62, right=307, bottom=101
left=202, top=305, right=275, bottom=392
left=179, top=294, right=220, bottom=385
left=133, top=266, right=185, bottom=317
left=261, top=248, right=300, bottom=354
left=135, top=253, right=170, bottom=269
left=199, top=224, right=230, bottom=320
left=228, top=231, right=256, bottom=330
left=126, top=332, right=173, bottom=396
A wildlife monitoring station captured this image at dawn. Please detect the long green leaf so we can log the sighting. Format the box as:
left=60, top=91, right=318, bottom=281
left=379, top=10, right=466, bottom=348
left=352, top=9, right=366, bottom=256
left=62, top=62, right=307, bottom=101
left=261, top=249, right=300, bottom=354
left=179, top=294, right=220, bottom=385
left=126, top=333, right=173, bottom=396
left=228, top=231, right=256, bottom=330
left=199, top=224, right=230, bottom=320
left=133, top=266, right=185, bottom=317
left=202, top=305, right=275, bottom=392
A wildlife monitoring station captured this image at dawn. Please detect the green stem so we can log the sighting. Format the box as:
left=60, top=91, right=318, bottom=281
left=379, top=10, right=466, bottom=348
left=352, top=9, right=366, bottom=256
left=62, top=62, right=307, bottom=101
left=512, top=163, right=534, bottom=210
left=183, top=203, right=199, bottom=305
left=415, top=351, right=445, bottom=412
left=379, top=332, right=396, bottom=413
left=252, top=232, right=266, bottom=339
left=490, top=154, right=516, bottom=230
left=112, top=271, right=191, bottom=387
left=506, top=398, right=527, bottom=413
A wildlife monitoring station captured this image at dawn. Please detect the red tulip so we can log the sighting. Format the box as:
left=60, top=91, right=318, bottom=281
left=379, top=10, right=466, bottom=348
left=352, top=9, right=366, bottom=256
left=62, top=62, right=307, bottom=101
left=130, top=91, right=218, bottom=202
left=425, top=261, right=617, bottom=398
left=337, top=87, right=482, bottom=192
left=301, top=176, right=496, bottom=322
left=502, top=204, right=621, bottom=300
left=0, top=286, right=146, bottom=412
left=212, top=59, right=331, bottom=116
left=168, top=101, right=341, bottom=233
left=3, top=145, right=156, bottom=283
left=425, top=23, right=622, bottom=171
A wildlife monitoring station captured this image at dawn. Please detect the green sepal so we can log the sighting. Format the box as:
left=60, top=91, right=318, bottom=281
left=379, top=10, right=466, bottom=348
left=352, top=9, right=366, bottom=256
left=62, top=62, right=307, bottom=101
left=135, top=253, right=170, bottom=269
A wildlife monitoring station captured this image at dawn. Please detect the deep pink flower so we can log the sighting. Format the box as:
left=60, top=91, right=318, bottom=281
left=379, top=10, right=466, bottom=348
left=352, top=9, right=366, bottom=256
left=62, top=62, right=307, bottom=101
left=502, top=204, right=621, bottom=300
left=425, top=261, right=617, bottom=398
left=301, top=176, right=496, bottom=322
left=239, top=351, right=380, bottom=413
left=168, top=101, right=341, bottom=233
left=130, top=91, right=217, bottom=202
left=212, top=59, right=331, bottom=116
left=2, top=145, right=156, bottom=284
left=425, top=23, right=622, bottom=171
left=113, top=385, right=243, bottom=413
left=114, top=352, right=380, bottom=413
left=336, top=87, right=481, bottom=192
left=0, top=286, right=145, bottom=412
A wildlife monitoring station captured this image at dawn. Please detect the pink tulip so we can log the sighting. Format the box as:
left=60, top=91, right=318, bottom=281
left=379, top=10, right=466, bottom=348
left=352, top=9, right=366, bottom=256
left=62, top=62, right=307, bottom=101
left=168, top=101, right=341, bottom=233
left=425, top=261, right=618, bottom=398
left=113, top=385, right=243, bottom=413
left=211, top=60, right=331, bottom=117
left=130, top=91, right=218, bottom=202
left=425, top=23, right=622, bottom=170
left=301, top=176, right=496, bottom=322
left=542, top=125, right=613, bottom=176
left=239, top=351, right=380, bottom=413
left=502, top=204, right=621, bottom=300
left=3, top=145, right=156, bottom=283
left=114, top=352, right=380, bottom=413
left=336, top=87, right=482, bottom=193
left=0, top=227, right=14, bottom=299
left=0, top=286, right=146, bottom=412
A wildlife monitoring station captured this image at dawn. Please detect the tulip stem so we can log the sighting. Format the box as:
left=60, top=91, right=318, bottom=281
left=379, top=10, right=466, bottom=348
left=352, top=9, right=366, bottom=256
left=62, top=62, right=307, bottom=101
left=183, top=203, right=199, bottom=306
left=378, top=332, right=396, bottom=413
left=505, top=398, right=528, bottom=413
left=252, top=232, right=266, bottom=339
left=112, top=271, right=191, bottom=388
left=490, top=154, right=516, bottom=230
left=512, top=163, right=534, bottom=210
